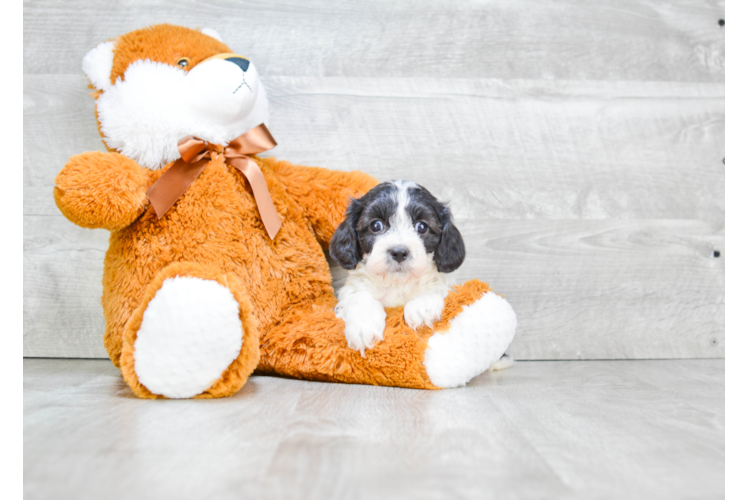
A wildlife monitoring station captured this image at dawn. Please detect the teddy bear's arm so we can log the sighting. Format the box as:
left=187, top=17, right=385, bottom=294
left=54, top=151, right=152, bottom=231
left=270, top=160, right=378, bottom=248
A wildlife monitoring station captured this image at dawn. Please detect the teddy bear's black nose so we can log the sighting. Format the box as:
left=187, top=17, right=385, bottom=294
left=226, top=57, right=249, bottom=72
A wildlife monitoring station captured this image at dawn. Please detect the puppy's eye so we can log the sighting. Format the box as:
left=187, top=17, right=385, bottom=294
left=177, top=57, right=190, bottom=69
left=415, top=221, right=428, bottom=234
left=370, top=220, right=384, bottom=233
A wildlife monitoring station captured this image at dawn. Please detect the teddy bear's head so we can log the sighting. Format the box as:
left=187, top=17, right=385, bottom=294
left=83, top=24, right=269, bottom=169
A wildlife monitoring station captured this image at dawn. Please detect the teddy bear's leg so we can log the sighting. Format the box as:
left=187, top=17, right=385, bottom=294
left=421, top=283, right=517, bottom=388
left=257, top=279, right=516, bottom=389
left=118, top=262, right=261, bottom=399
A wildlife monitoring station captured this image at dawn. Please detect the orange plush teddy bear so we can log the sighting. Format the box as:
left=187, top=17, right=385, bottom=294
left=53, top=24, right=517, bottom=399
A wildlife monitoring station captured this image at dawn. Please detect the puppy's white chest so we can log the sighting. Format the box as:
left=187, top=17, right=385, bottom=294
left=335, top=269, right=450, bottom=355
left=377, top=283, right=420, bottom=308
left=347, top=266, right=450, bottom=309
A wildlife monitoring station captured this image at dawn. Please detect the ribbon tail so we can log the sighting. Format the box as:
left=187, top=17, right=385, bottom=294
left=228, top=123, right=277, bottom=155
left=146, top=158, right=209, bottom=218
left=230, top=157, right=282, bottom=240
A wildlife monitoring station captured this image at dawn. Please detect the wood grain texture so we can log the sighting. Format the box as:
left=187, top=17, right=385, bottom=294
left=23, top=0, right=725, bottom=82
left=265, top=77, right=725, bottom=223
left=23, top=0, right=724, bottom=360
left=23, top=76, right=724, bottom=359
left=24, top=358, right=725, bottom=500
left=459, top=218, right=724, bottom=359
left=24, top=217, right=109, bottom=358
left=24, top=214, right=724, bottom=359
left=24, top=76, right=726, bottom=221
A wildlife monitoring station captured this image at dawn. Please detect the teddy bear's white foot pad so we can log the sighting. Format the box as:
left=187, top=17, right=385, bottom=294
left=423, top=292, right=517, bottom=388
left=133, top=276, right=244, bottom=398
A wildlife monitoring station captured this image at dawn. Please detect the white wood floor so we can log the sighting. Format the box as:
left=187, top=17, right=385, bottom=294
left=24, top=359, right=724, bottom=500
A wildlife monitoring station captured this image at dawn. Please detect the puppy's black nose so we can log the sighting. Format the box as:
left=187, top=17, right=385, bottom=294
left=388, top=247, right=410, bottom=263
left=226, top=57, right=250, bottom=72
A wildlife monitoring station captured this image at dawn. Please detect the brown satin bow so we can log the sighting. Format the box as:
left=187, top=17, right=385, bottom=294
left=146, top=123, right=282, bottom=239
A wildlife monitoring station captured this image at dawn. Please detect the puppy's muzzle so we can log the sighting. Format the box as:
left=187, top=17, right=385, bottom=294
left=388, top=246, right=410, bottom=263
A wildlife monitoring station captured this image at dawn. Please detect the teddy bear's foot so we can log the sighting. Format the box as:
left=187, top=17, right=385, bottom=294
left=132, top=276, right=243, bottom=398
left=119, top=262, right=260, bottom=399
left=257, top=280, right=515, bottom=390
left=423, top=290, right=517, bottom=388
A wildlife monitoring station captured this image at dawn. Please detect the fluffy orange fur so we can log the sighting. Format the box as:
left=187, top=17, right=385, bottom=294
left=110, top=25, right=231, bottom=85
left=54, top=24, right=497, bottom=397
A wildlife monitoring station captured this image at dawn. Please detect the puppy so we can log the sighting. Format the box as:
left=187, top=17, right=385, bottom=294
left=329, top=180, right=465, bottom=356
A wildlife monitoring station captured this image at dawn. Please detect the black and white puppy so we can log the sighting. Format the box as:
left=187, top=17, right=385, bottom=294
left=330, top=180, right=465, bottom=356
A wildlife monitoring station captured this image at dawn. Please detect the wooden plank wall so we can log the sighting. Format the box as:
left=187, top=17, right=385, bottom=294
left=23, top=0, right=725, bottom=360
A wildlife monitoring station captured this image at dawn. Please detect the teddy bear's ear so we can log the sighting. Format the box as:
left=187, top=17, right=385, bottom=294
left=82, top=41, right=115, bottom=91
left=201, top=28, right=224, bottom=43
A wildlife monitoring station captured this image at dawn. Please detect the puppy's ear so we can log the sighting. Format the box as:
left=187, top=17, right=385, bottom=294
left=330, top=200, right=363, bottom=270
left=434, top=208, right=466, bottom=273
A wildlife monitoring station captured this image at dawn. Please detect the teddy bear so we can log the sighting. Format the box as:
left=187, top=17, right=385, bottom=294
left=53, top=24, right=517, bottom=399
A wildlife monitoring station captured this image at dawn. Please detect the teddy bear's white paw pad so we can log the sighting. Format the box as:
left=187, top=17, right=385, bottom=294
left=133, top=276, right=244, bottom=398
left=404, top=294, right=445, bottom=330
left=424, top=292, right=517, bottom=388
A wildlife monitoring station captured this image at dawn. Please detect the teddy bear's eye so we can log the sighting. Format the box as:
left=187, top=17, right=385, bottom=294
left=177, top=57, right=190, bottom=69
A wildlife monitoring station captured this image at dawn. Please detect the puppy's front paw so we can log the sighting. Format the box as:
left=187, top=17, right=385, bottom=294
left=336, top=299, right=387, bottom=357
left=404, top=294, right=445, bottom=330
